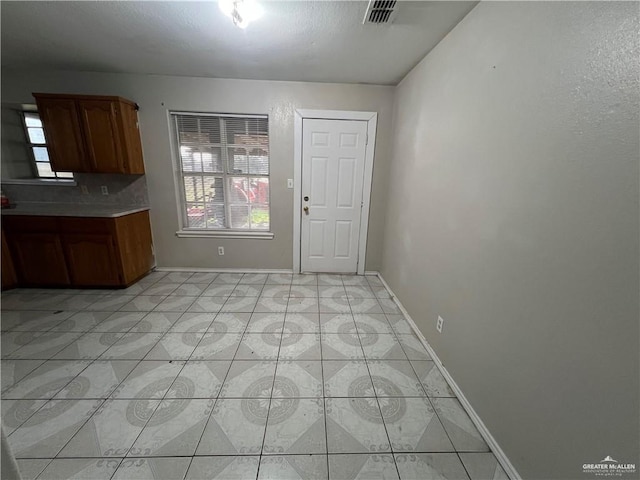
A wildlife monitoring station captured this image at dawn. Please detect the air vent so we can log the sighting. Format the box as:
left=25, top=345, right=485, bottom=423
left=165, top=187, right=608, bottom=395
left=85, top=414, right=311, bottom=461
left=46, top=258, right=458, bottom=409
left=363, top=0, right=398, bottom=25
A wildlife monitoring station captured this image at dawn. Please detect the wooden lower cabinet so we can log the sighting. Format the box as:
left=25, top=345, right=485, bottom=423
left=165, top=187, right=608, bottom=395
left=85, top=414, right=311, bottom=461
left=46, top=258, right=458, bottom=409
left=111, top=211, right=154, bottom=285
left=2, top=230, right=20, bottom=290
left=62, top=234, right=121, bottom=286
left=10, top=232, right=70, bottom=286
left=3, top=211, right=153, bottom=288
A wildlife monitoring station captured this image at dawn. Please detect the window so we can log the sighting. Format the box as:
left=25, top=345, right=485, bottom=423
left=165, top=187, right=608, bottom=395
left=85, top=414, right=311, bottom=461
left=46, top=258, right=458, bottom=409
left=172, top=112, right=270, bottom=232
left=21, top=112, right=73, bottom=180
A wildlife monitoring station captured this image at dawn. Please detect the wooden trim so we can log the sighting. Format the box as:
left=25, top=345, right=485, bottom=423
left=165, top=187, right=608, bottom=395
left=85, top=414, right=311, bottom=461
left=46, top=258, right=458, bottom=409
left=33, top=93, right=138, bottom=108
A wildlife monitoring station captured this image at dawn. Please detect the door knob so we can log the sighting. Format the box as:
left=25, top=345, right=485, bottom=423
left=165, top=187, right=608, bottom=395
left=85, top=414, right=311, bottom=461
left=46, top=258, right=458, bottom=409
left=303, top=206, right=309, bottom=214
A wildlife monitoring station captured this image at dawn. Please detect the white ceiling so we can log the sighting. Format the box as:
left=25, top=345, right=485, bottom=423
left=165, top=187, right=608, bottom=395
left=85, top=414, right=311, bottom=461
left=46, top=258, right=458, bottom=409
left=1, top=1, right=477, bottom=86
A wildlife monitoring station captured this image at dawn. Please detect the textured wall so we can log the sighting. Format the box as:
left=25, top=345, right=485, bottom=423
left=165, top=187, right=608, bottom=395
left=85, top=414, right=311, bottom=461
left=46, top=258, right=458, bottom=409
left=1, top=106, right=33, bottom=179
left=381, top=2, right=639, bottom=478
left=1, top=72, right=394, bottom=271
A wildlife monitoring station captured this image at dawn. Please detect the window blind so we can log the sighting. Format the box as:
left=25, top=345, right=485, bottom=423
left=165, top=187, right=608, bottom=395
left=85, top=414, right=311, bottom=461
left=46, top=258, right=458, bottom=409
left=172, top=112, right=270, bottom=231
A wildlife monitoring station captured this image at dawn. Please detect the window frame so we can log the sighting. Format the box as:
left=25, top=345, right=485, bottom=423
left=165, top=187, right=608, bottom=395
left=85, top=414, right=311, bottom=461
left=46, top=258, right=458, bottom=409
left=20, top=111, right=73, bottom=181
left=170, top=111, right=273, bottom=239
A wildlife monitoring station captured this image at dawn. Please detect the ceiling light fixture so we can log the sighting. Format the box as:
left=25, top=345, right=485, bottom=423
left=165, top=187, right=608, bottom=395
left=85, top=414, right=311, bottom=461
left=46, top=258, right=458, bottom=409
left=219, top=0, right=263, bottom=29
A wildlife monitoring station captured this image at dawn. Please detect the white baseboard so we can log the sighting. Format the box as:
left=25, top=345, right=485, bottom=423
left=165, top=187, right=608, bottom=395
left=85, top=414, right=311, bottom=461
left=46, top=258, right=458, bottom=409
left=154, top=267, right=294, bottom=274
left=154, top=267, right=379, bottom=275
left=376, top=273, right=522, bottom=480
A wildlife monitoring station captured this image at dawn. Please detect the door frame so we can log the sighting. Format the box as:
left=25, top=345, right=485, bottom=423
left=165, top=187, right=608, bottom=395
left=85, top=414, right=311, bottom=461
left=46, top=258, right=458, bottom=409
left=293, top=109, right=378, bottom=275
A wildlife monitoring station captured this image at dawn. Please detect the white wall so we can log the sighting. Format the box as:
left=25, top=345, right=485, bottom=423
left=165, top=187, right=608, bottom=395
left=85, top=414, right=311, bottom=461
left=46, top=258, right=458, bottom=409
left=381, top=2, right=639, bottom=478
left=1, top=106, right=33, bottom=179
left=1, top=72, right=394, bottom=271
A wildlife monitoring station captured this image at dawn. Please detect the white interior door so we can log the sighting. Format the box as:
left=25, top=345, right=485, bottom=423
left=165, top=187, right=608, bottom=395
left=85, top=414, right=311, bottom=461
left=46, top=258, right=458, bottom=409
left=301, top=118, right=368, bottom=273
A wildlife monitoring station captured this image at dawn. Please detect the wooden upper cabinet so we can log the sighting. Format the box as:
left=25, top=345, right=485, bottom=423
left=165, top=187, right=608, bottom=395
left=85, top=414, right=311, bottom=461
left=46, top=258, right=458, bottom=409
left=118, top=101, right=145, bottom=174
left=33, top=93, right=145, bottom=174
left=36, top=97, right=89, bottom=172
left=79, top=100, right=124, bottom=173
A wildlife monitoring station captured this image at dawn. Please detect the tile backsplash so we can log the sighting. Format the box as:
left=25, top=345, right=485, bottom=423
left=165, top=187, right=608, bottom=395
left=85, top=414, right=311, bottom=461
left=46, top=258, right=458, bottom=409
left=2, top=173, right=149, bottom=207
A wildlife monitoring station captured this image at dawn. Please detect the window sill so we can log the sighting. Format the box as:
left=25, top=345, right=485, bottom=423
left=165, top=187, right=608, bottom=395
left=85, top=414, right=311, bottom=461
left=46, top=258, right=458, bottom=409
left=176, top=230, right=274, bottom=239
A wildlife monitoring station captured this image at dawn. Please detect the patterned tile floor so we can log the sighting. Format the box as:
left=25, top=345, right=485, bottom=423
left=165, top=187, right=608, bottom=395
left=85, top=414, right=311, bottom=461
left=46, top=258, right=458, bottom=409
left=1, top=272, right=509, bottom=480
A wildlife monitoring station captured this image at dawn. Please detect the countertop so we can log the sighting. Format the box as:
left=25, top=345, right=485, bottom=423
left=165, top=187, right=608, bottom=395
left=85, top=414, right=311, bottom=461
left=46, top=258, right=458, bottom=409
left=1, top=203, right=150, bottom=218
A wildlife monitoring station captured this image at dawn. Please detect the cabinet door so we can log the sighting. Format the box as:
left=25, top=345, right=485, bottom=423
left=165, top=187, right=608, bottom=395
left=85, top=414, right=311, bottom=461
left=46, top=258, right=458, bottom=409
left=35, top=97, right=88, bottom=172
left=113, top=211, right=153, bottom=284
left=118, top=101, right=145, bottom=174
left=62, top=234, right=121, bottom=286
left=2, top=230, right=17, bottom=290
left=78, top=100, right=124, bottom=173
left=9, top=233, right=70, bottom=286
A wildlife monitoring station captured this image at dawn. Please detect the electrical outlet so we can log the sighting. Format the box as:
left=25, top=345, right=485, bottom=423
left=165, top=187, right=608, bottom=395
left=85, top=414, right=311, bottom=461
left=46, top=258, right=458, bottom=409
left=101, top=185, right=109, bottom=195
left=287, top=179, right=294, bottom=189
left=218, top=246, right=224, bottom=256
left=80, top=185, right=89, bottom=195
left=436, top=316, right=444, bottom=333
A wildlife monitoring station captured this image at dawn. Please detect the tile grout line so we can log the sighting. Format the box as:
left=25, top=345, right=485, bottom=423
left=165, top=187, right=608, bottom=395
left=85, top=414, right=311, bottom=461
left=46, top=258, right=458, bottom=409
left=139, top=315, right=222, bottom=469
left=1, top=278, right=177, bottom=365
left=182, top=274, right=268, bottom=476
left=82, top=313, right=169, bottom=405
left=104, top=275, right=245, bottom=477
left=187, top=299, right=250, bottom=471
left=255, top=279, right=288, bottom=480
left=356, top=276, right=404, bottom=480
left=2, top=309, right=75, bottom=335
left=35, top=396, right=109, bottom=465
left=456, top=451, right=474, bottom=480
left=3, top=273, right=437, bottom=478
left=106, top=457, right=125, bottom=480
left=38, top=285, right=187, bottom=470
left=2, top=391, right=62, bottom=437
left=43, top=308, right=178, bottom=466
left=114, top=293, right=169, bottom=314
left=27, top=457, right=56, bottom=480
left=3, top=323, right=88, bottom=361
left=4, top=353, right=97, bottom=407
left=367, top=282, right=469, bottom=458
left=0, top=359, right=46, bottom=400
left=314, top=281, right=331, bottom=479
left=366, top=275, right=473, bottom=466
left=4, top=313, right=149, bottom=406
left=371, top=295, right=436, bottom=401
